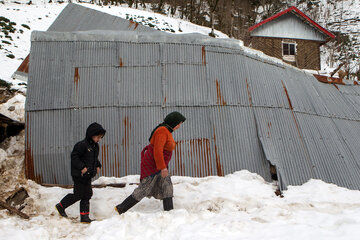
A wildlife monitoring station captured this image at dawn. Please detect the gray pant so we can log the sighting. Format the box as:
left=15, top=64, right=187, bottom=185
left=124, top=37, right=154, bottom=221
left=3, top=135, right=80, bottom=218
left=131, top=174, right=173, bottom=201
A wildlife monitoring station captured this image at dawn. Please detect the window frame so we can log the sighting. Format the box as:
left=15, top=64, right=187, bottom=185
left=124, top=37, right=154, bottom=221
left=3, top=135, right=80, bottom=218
left=282, top=41, right=296, bottom=62
left=282, top=42, right=296, bottom=56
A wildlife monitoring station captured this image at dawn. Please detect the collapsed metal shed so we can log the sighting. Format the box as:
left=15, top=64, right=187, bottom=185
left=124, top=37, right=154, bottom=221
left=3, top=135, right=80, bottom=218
left=26, top=29, right=360, bottom=190
left=13, top=3, right=156, bottom=81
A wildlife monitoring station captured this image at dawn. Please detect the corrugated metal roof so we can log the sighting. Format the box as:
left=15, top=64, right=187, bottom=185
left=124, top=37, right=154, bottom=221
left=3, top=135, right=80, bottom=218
left=48, top=3, right=155, bottom=32
left=26, top=30, right=360, bottom=191
left=13, top=3, right=157, bottom=80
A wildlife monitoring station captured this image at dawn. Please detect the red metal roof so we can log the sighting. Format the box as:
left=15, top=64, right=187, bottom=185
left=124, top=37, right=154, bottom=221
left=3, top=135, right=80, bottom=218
left=313, top=74, right=344, bottom=85
left=15, top=54, right=30, bottom=74
left=248, top=6, right=335, bottom=39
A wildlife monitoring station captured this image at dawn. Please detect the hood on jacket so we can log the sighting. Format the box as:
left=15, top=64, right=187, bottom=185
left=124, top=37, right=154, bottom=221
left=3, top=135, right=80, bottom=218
left=86, top=122, right=106, bottom=141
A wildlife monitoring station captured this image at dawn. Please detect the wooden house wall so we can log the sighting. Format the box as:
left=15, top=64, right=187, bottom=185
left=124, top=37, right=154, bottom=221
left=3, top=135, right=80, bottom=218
left=249, top=37, right=321, bottom=70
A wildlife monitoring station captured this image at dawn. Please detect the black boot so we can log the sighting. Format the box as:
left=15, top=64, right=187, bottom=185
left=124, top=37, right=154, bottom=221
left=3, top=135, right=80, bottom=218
left=115, top=195, right=139, bottom=215
left=163, top=197, right=173, bottom=211
left=55, top=203, right=68, bottom=217
left=80, top=213, right=93, bottom=223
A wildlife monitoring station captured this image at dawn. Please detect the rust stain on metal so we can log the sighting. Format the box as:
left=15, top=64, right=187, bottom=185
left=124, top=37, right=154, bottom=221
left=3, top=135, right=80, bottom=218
left=34, top=174, right=42, bottom=184
left=174, top=140, right=184, bottom=176
left=313, top=74, right=344, bottom=85
left=354, top=81, right=358, bottom=85
left=106, top=144, right=109, bottom=177
left=216, top=79, right=227, bottom=106
left=122, top=116, right=131, bottom=176
left=245, top=78, right=253, bottom=107
left=25, top=112, right=35, bottom=181
left=213, top=127, right=223, bottom=177
left=281, top=80, right=293, bottom=110
left=100, top=144, right=103, bottom=175
left=163, top=96, right=167, bottom=105
left=196, top=139, right=203, bottom=177
left=74, top=67, right=79, bottom=94
left=204, top=138, right=212, bottom=175
left=174, top=138, right=212, bottom=177
left=119, top=57, right=124, bottom=67
left=202, top=46, right=206, bottom=65
left=101, top=144, right=107, bottom=176
left=267, top=121, right=272, bottom=137
left=281, top=80, right=312, bottom=165
left=114, top=144, right=119, bottom=177
left=53, top=175, right=57, bottom=185
left=128, top=20, right=139, bottom=30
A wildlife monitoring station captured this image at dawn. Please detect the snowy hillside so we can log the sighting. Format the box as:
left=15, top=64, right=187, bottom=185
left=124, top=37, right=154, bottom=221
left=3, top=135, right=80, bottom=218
left=303, top=0, right=360, bottom=79
left=0, top=0, right=229, bottom=91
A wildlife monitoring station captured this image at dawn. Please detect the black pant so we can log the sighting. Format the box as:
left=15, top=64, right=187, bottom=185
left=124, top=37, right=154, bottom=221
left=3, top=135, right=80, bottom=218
left=60, top=179, right=93, bottom=213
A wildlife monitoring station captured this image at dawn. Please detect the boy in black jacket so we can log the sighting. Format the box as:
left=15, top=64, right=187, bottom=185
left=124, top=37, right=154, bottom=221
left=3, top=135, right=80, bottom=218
left=55, top=122, right=106, bottom=223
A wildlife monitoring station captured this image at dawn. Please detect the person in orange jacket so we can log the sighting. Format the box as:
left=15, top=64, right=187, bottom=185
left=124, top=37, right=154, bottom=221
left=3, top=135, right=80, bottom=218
left=115, top=111, right=185, bottom=214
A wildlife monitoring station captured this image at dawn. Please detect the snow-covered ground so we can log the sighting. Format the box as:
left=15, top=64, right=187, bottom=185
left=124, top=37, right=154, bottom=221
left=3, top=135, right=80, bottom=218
left=1, top=1, right=360, bottom=239
left=1, top=169, right=360, bottom=239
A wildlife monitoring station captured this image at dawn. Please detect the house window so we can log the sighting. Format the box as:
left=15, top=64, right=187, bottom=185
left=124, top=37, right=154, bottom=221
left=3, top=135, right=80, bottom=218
left=282, top=42, right=296, bottom=62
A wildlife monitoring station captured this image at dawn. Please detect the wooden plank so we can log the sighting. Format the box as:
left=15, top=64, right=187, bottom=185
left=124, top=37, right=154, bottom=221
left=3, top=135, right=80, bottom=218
left=0, top=200, right=30, bottom=219
left=40, top=183, right=128, bottom=188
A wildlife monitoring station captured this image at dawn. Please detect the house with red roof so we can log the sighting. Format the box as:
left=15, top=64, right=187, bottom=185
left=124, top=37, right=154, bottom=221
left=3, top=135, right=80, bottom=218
left=247, top=6, right=335, bottom=70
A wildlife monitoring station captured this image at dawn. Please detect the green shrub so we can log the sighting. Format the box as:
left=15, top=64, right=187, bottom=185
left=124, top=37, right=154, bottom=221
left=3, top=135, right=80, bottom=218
left=0, top=16, right=10, bottom=23
left=0, top=79, right=12, bottom=89
left=21, top=24, right=30, bottom=30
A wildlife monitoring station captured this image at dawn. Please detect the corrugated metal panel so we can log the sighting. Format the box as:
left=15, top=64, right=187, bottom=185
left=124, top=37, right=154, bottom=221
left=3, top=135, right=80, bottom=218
left=164, top=64, right=207, bottom=106
left=210, top=106, right=271, bottom=179
left=206, top=50, right=250, bottom=106
left=296, top=114, right=360, bottom=189
left=74, top=41, right=118, bottom=67
left=71, top=67, right=118, bottom=108
left=117, top=66, right=163, bottom=106
left=282, top=68, right=327, bottom=115
left=26, top=30, right=360, bottom=190
left=305, top=74, right=360, bottom=120
left=26, top=41, right=74, bottom=111
left=252, top=108, right=315, bottom=187
left=246, top=56, right=291, bottom=109
left=26, top=110, right=72, bottom=184
left=117, top=43, right=160, bottom=67
left=47, top=3, right=155, bottom=33
left=336, top=84, right=360, bottom=115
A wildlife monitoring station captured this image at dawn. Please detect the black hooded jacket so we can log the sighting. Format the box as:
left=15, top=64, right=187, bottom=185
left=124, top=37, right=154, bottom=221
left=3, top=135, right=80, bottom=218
left=71, top=122, right=106, bottom=180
